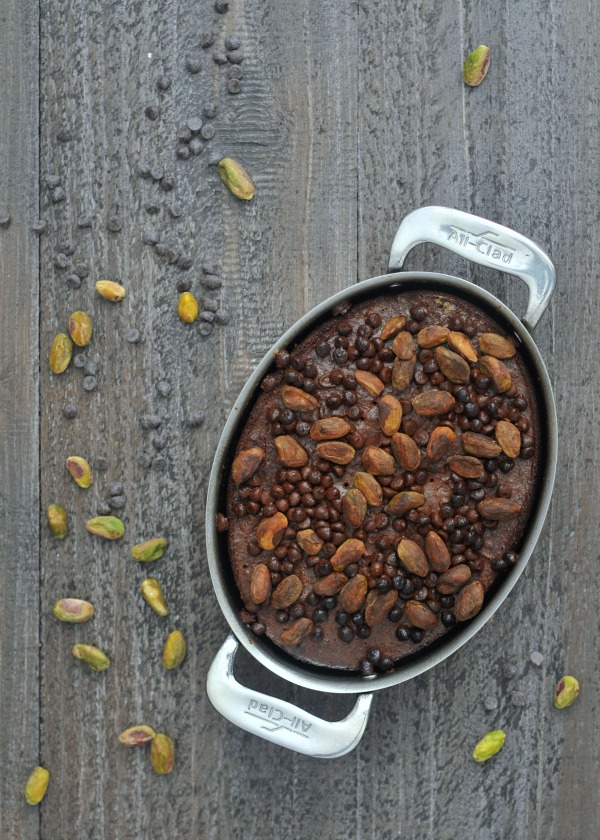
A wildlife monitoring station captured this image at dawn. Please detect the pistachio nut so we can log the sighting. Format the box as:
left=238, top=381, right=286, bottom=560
left=554, top=675, right=580, bottom=709
left=162, top=630, right=186, bottom=670
left=177, top=291, right=199, bottom=323
left=47, top=504, right=68, bottom=539
left=217, top=157, right=255, bottom=200
left=463, top=45, right=491, bottom=87
left=150, top=733, right=175, bottom=775
left=53, top=598, right=94, bottom=623
left=24, top=766, right=50, bottom=805
left=49, top=333, right=73, bottom=374
left=72, top=643, right=110, bottom=671
left=95, top=280, right=126, bottom=301
left=140, top=578, right=169, bottom=616
left=85, top=515, right=125, bottom=539
left=68, top=311, right=93, bottom=347
left=472, top=729, right=506, bottom=762
left=66, top=456, right=93, bottom=488
left=131, top=537, right=168, bottom=562
left=119, top=725, right=156, bottom=747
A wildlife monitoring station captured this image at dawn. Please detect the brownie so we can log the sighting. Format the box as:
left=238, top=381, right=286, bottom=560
left=223, top=291, right=540, bottom=674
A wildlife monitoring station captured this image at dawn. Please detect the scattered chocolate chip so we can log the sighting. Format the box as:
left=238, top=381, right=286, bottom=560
left=203, top=103, right=217, bottom=119
left=138, top=453, right=153, bottom=468
left=187, top=410, right=205, bottom=427
left=0, top=212, right=11, bottom=227
left=73, top=262, right=89, bottom=278
left=150, top=165, right=164, bottom=182
left=160, top=174, right=175, bottom=192
left=74, top=354, right=86, bottom=369
left=224, top=35, right=241, bottom=51
left=51, top=187, right=65, bottom=203
left=187, top=117, right=203, bottom=133
left=109, top=481, right=124, bottom=496
left=227, top=49, right=244, bottom=64
left=58, top=240, right=75, bottom=256
left=83, top=375, right=97, bottom=391
left=66, top=274, right=82, bottom=289
left=207, top=151, right=221, bottom=166
left=32, top=220, right=47, bottom=234
left=153, top=456, right=168, bottom=470
left=227, top=65, right=244, bottom=80
left=165, top=246, right=179, bottom=264
left=154, top=242, right=168, bottom=256
left=483, top=695, right=498, bottom=711
left=215, top=0, right=229, bottom=12
left=189, top=137, right=203, bottom=156
left=168, top=204, right=183, bottom=218
left=511, top=690, right=526, bottom=707
left=145, top=200, right=161, bottom=215
left=156, top=380, right=172, bottom=397
left=530, top=650, right=544, bottom=667
left=56, top=128, right=72, bottom=142
left=503, top=663, right=518, bottom=679
left=94, top=457, right=109, bottom=471
left=126, top=328, right=141, bottom=344
left=199, top=322, right=213, bottom=336
left=83, top=361, right=97, bottom=377
left=177, top=278, right=191, bottom=293
left=140, top=414, right=162, bottom=430
left=77, top=214, right=93, bottom=228
left=203, top=297, right=218, bottom=312
left=54, top=253, right=69, bottom=269
left=144, top=104, right=160, bottom=120
left=213, top=51, right=228, bottom=65
left=107, top=215, right=123, bottom=232
left=186, top=56, right=202, bottom=74
left=200, top=310, right=215, bottom=323
left=177, top=145, right=191, bottom=160
left=45, top=175, right=61, bottom=189
left=201, top=273, right=223, bottom=289
left=177, top=255, right=192, bottom=270
left=97, top=501, right=111, bottom=516
left=110, top=495, right=126, bottom=509
left=215, top=308, right=230, bottom=325
left=63, top=404, right=77, bottom=419
left=152, top=434, right=166, bottom=451
left=200, top=124, right=215, bottom=140
left=178, top=127, right=193, bottom=143
left=227, top=78, right=242, bottom=94
left=157, top=75, right=172, bottom=91
left=142, top=228, right=159, bottom=245
left=200, top=31, right=215, bottom=48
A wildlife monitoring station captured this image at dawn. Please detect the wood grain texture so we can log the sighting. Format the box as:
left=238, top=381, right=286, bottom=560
left=0, top=0, right=40, bottom=836
left=3, top=0, right=599, bottom=836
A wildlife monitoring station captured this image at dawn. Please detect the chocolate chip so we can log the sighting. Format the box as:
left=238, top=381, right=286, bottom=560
left=200, top=124, right=215, bottom=140
left=189, top=137, right=203, bottom=156
left=83, top=376, right=97, bottom=391
left=200, top=310, right=215, bottom=323
left=137, top=163, right=152, bottom=179
left=156, top=380, right=172, bottom=397
left=83, top=361, right=97, bottom=376
left=177, top=278, right=191, bottom=293
left=160, top=175, right=175, bottom=192
left=157, top=75, right=172, bottom=91
left=203, top=103, right=217, bottom=119
left=127, top=329, right=141, bottom=344
left=74, top=354, right=86, bottom=368
left=177, top=255, right=193, bottom=270
left=200, top=31, right=215, bottom=48
left=107, top=215, right=123, bottom=232
left=207, top=151, right=222, bottom=166
left=187, top=410, right=205, bottom=427
left=97, top=501, right=111, bottom=516
left=201, top=273, right=223, bottom=289
left=202, top=297, right=218, bottom=312
left=141, top=414, right=162, bottom=430
left=110, top=495, right=126, bottom=509
left=227, top=49, right=244, bottom=64
left=177, top=145, right=190, bottom=160
left=214, top=0, right=229, bottom=12
left=224, top=35, right=241, bottom=50
left=142, top=228, right=159, bottom=245
left=150, top=165, right=164, bottom=181
left=213, top=51, right=228, bottom=65
left=483, top=695, right=498, bottom=711
left=199, top=322, right=213, bottom=336
left=45, top=175, right=61, bottom=189
left=54, top=253, right=68, bottom=270
left=145, top=200, right=160, bottom=215
left=187, top=117, right=203, bottom=133
left=73, top=263, right=89, bottom=278
left=227, top=78, right=242, bottom=94
left=32, top=220, right=47, bottom=234
left=51, top=187, right=65, bottom=203
left=169, top=204, right=183, bottom=218
left=144, top=104, right=160, bottom=120
left=227, top=65, right=244, bottom=80
left=151, top=434, right=166, bottom=451
left=186, top=56, right=202, bottom=73
left=63, top=404, right=77, bottom=419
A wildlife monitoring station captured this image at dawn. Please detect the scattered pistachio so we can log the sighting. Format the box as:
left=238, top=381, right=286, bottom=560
left=72, top=643, right=110, bottom=671
left=24, top=766, right=50, bottom=805
left=66, top=456, right=93, bottom=488
left=141, top=578, right=169, bottom=616
left=53, top=598, right=94, bottom=623
left=177, top=292, right=199, bottom=323
left=47, top=504, right=68, bottom=539
left=131, top=537, right=168, bottom=562
left=68, top=311, right=93, bottom=347
left=119, top=725, right=156, bottom=747
left=95, top=280, right=126, bottom=301
left=217, top=157, right=255, bottom=200
left=150, top=733, right=175, bottom=775
left=472, top=729, right=506, bottom=762
left=85, top=515, right=125, bottom=539
left=49, top=333, right=73, bottom=374
left=463, top=45, right=491, bottom=87
left=162, top=630, right=186, bottom=670
left=554, top=675, right=580, bottom=709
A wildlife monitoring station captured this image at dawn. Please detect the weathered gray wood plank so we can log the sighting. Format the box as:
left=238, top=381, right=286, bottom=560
left=38, top=0, right=357, bottom=837
left=358, top=2, right=599, bottom=840
left=0, top=0, right=40, bottom=836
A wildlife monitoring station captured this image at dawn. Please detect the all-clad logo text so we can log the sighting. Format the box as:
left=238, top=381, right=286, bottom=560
left=245, top=699, right=312, bottom=738
left=447, top=226, right=515, bottom=265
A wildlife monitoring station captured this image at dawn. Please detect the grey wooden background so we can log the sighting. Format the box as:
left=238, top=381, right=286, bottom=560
left=1, top=0, right=597, bottom=837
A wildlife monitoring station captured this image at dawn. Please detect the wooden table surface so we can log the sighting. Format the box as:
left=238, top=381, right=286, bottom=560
left=1, top=0, right=598, bottom=837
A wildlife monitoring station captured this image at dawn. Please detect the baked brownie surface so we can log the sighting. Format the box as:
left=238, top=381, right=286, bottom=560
left=224, top=290, right=540, bottom=674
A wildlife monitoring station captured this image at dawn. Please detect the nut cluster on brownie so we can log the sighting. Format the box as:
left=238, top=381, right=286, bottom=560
left=221, top=292, right=538, bottom=675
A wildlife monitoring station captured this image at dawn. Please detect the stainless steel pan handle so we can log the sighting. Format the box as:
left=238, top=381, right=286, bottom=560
left=388, top=206, right=555, bottom=330
left=206, top=636, right=374, bottom=758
